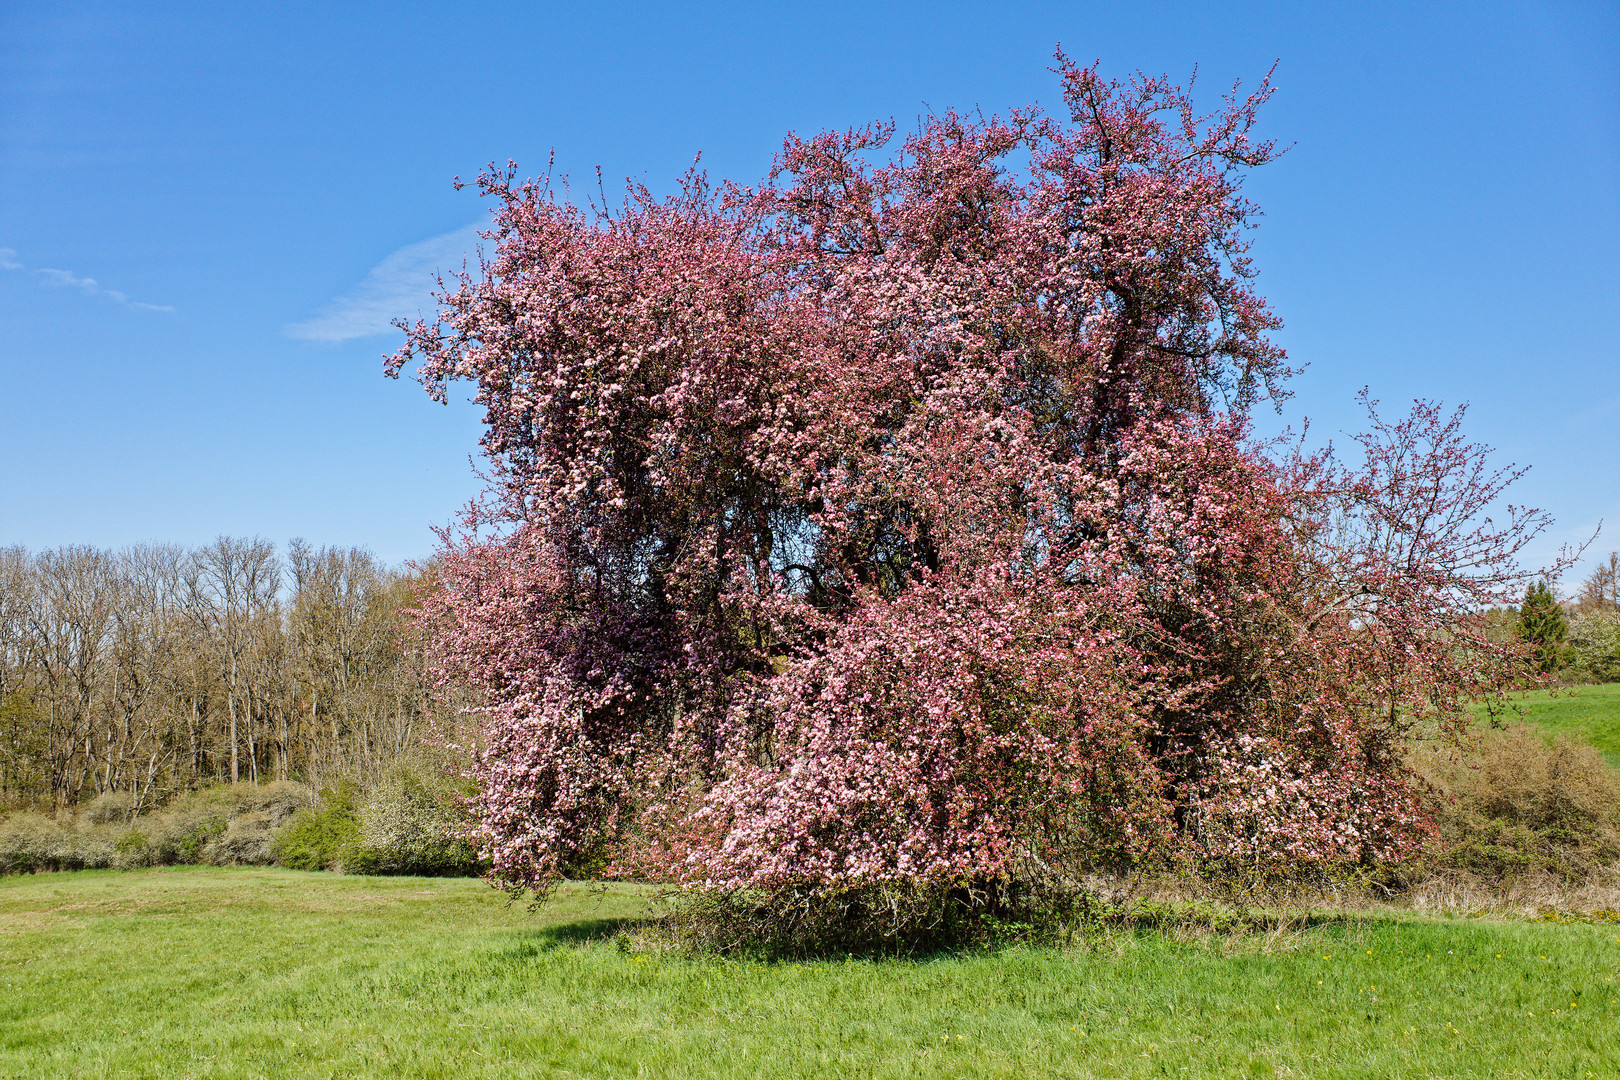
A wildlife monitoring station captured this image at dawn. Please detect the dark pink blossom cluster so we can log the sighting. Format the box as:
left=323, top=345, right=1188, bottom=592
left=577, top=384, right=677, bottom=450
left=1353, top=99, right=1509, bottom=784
left=390, top=58, right=1552, bottom=896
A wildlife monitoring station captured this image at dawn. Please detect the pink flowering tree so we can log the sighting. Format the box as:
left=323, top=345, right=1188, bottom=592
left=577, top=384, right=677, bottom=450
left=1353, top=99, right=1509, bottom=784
left=390, top=58, right=1554, bottom=920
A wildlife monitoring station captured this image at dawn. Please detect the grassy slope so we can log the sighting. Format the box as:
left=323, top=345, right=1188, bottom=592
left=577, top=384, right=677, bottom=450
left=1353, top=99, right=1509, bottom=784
left=1, top=869, right=1617, bottom=1079
left=1481, top=683, right=1620, bottom=765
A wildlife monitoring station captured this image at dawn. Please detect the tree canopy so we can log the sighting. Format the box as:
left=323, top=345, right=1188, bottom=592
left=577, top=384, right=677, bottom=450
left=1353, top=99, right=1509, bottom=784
left=388, top=57, right=1554, bottom=911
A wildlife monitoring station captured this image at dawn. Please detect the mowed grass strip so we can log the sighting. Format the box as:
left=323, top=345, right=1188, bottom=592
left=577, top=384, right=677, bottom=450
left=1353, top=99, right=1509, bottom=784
left=1, top=869, right=1617, bottom=1079
left=1481, top=683, right=1620, bottom=765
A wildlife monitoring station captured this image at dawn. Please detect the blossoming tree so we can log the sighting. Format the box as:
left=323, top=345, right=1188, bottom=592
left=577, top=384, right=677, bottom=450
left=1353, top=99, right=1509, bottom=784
left=389, top=58, right=1554, bottom=913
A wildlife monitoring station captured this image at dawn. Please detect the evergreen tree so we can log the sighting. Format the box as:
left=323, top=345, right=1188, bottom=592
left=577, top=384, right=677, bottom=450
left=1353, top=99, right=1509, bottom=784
left=1516, top=580, right=1570, bottom=673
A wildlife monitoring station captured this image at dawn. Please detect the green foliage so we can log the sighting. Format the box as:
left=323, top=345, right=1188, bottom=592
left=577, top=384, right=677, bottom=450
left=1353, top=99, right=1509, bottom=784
left=0, top=690, right=49, bottom=806
left=151, top=782, right=308, bottom=865
left=661, top=878, right=1367, bottom=959
left=271, top=782, right=362, bottom=871
left=663, top=879, right=1094, bottom=958
left=113, top=830, right=152, bottom=860
left=0, top=812, right=151, bottom=873
left=354, top=769, right=482, bottom=876
left=0, top=813, right=66, bottom=873
left=0, top=782, right=314, bottom=873
left=1517, top=579, right=1572, bottom=673
left=82, top=789, right=137, bottom=825
left=1568, top=614, right=1620, bottom=684
left=162, top=809, right=227, bottom=864
left=2, top=870, right=1619, bottom=1078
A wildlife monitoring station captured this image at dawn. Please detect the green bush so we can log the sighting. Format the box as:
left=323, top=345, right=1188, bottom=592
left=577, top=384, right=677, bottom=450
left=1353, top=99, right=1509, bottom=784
left=199, top=781, right=310, bottom=866
left=1568, top=613, right=1620, bottom=683
left=0, top=781, right=318, bottom=874
left=354, top=770, right=481, bottom=876
left=153, top=805, right=227, bottom=865
left=83, top=789, right=137, bottom=826
left=0, top=812, right=150, bottom=872
left=272, top=783, right=362, bottom=871
left=145, top=783, right=308, bottom=866
left=207, top=811, right=280, bottom=865
left=114, top=829, right=153, bottom=866
left=665, top=877, right=1099, bottom=958
left=0, top=812, right=66, bottom=873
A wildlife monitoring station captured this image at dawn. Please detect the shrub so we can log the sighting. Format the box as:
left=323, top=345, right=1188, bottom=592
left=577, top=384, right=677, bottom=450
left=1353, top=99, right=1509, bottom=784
left=205, top=811, right=280, bottom=866
left=1417, top=725, right=1620, bottom=882
left=1568, top=612, right=1620, bottom=683
left=149, top=804, right=228, bottom=865
left=354, top=770, right=481, bottom=876
left=146, top=786, right=238, bottom=865
left=229, top=781, right=313, bottom=826
left=69, top=824, right=125, bottom=870
left=0, top=812, right=68, bottom=873
left=0, top=781, right=329, bottom=875
left=0, top=812, right=150, bottom=872
left=664, top=878, right=1097, bottom=958
left=113, top=829, right=153, bottom=868
left=272, top=783, right=362, bottom=871
left=1, top=778, right=483, bottom=878
left=129, top=781, right=312, bottom=867
left=82, top=789, right=137, bottom=826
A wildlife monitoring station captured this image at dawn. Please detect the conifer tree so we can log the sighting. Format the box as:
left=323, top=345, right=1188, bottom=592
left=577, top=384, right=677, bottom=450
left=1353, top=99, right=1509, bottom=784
left=1516, top=580, right=1570, bottom=673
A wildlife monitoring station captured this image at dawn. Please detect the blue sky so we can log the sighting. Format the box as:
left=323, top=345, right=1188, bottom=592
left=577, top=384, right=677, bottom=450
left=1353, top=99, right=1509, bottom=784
left=1, top=0, right=1615, bottom=588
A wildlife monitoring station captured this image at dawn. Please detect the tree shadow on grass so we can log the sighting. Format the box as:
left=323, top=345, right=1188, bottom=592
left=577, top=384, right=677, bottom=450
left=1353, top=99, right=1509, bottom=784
left=490, top=916, right=654, bottom=963
left=533, top=916, right=647, bottom=945
left=491, top=889, right=1366, bottom=965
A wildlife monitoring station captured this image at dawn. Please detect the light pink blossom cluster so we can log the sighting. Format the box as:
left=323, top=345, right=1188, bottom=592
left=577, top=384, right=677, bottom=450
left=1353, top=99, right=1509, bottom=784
left=1189, top=734, right=1429, bottom=867
left=390, top=58, right=1554, bottom=897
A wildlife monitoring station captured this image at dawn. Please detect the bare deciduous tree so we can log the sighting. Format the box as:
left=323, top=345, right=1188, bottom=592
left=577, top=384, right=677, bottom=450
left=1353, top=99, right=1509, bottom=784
left=0, top=538, right=450, bottom=810
left=1577, top=552, right=1619, bottom=611
left=185, top=537, right=278, bottom=785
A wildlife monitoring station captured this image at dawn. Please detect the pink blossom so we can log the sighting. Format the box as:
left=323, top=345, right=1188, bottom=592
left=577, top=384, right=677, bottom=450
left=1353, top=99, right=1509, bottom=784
left=390, top=57, right=1554, bottom=897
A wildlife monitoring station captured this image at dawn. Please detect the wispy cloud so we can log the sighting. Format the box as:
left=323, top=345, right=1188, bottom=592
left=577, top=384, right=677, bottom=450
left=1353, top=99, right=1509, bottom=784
left=7, top=247, right=172, bottom=311
left=285, top=223, right=485, bottom=343
left=35, top=266, right=175, bottom=312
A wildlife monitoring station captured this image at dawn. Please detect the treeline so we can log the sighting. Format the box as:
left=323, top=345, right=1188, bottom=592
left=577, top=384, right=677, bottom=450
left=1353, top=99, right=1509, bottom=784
left=0, top=538, right=452, bottom=812
left=1507, top=553, right=1620, bottom=681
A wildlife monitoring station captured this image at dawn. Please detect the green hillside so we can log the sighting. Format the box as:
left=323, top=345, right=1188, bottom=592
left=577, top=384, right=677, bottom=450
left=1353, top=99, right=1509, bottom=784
left=1480, top=683, right=1620, bottom=765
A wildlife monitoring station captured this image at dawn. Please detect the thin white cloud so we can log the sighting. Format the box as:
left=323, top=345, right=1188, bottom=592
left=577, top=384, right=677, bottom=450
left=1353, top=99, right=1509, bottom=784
left=0, top=248, right=21, bottom=271
left=35, top=265, right=174, bottom=312
left=285, top=223, right=485, bottom=343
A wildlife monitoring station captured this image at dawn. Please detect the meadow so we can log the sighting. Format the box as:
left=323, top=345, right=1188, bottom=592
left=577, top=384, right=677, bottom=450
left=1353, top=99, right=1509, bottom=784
left=1, top=685, right=1615, bottom=1078
left=1, top=868, right=1617, bottom=1079
left=1481, top=683, right=1620, bottom=765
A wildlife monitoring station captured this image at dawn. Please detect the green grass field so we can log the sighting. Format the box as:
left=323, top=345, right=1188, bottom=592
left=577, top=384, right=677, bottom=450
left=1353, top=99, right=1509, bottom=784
left=1481, top=683, right=1620, bottom=765
left=2, top=869, right=1617, bottom=1079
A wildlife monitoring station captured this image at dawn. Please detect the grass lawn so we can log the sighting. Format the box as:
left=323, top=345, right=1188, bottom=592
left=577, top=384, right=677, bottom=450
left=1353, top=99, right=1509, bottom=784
left=1, top=869, right=1617, bottom=1078
left=1480, top=683, right=1620, bottom=765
